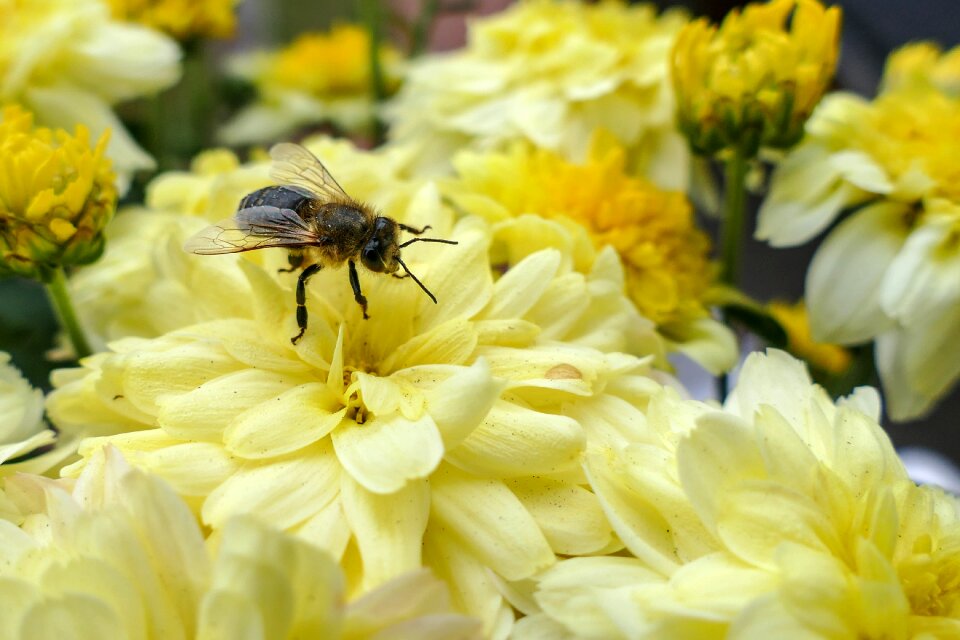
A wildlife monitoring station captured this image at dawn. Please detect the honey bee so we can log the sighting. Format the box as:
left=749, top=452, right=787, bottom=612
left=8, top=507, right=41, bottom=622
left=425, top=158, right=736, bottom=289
left=183, top=143, right=457, bottom=344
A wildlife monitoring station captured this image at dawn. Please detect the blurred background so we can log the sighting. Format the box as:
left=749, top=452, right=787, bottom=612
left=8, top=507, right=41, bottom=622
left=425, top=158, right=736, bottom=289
left=2, top=0, right=958, bottom=467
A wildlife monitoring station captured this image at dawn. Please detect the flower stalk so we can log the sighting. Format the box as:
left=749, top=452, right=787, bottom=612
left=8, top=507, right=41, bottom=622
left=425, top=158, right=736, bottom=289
left=44, top=267, right=92, bottom=359
left=411, top=0, right=440, bottom=56
left=360, top=0, right=388, bottom=144
left=717, top=149, right=749, bottom=400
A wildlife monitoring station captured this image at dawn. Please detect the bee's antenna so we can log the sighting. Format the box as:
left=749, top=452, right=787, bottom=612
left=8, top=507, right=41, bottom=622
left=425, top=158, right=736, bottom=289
left=396, top=257, right=438, bottom=304
left=399, top=238, right=459, bottom=249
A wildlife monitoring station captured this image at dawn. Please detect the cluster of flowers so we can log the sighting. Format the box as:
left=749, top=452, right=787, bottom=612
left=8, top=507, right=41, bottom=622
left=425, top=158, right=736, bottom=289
left=1, top=0, right=959, bottom=638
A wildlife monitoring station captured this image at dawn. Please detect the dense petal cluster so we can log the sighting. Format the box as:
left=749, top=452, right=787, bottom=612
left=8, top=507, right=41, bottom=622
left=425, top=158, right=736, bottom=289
left=107, top=0, right=239, bottom=40
left=0, top=447, right=482, bottom=639
left=385, top=0, right=691, bottom=190
left=0, top=352, right=62, bottom=474
left=756, top=43, right=960, bottom=419
left=0, top=0, right=181, bottom=178
left=448, top=140, right=735, bottom=373
left=220, top=25, right=403, bottom=145
left=671, top=0, right=840, bottom=157
left=513, top=350, right=960, bottom=638
left=48, top=138, right=666, bottom=636
left=0, top=106, right=117, bottom=281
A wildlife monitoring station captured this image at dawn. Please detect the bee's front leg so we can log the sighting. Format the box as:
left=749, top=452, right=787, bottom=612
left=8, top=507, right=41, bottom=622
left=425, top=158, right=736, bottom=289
left=398, top=223, right=432, bottom=236
left=291, top=263, right=323, bottom=344
left=278, top=251, right=305, bottom=274
left=348, top=260, right=369, bottom=319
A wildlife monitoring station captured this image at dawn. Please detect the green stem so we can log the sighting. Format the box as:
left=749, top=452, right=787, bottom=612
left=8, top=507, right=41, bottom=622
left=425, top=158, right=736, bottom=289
left=44, top=267, right=92, bottom=359
left=411, top=0, right=440, bottom=56
left=360, top=0, right=388, bottom=144
left=716, top=150, right=749, bottom=401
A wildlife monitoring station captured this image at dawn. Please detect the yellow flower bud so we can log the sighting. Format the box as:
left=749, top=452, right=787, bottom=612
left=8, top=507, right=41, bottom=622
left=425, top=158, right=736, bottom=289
left=0, top=106, right=117, bottom=281
left=106, top=0, right=240, bottom=40
left=671, top=0, right=841, bottom=157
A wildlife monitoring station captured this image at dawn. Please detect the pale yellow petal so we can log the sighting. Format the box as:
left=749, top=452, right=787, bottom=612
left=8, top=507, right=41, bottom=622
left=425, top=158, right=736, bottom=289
left=507, top=477, right=613, bottom=555
left=481, top=249, right=562, bottom=320
left=415, top=359, right=505, bottom=449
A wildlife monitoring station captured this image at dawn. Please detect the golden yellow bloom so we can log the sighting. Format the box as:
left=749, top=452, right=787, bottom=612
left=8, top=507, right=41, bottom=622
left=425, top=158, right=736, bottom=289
left=515, top=350, right=960, bottom=637
left=671, top=0, right=840, bottom=157
left=385, top=0, right=691, bottom=190
left=757, top=43, right=960, bottom=419
left=0, top=446, right=483, bottom=639
left=107, top=0, right=239, bottom=40
left=0, top=0, right=181, bottom=178
left=47, top=138, right=666, bottom=635
left=448, top=140, right=736, bottom=374
left=0, top=106, right=117, bottom=281
left=767, top=299, right=851, bottom=374
left=220, top=25, right=403, bottom=145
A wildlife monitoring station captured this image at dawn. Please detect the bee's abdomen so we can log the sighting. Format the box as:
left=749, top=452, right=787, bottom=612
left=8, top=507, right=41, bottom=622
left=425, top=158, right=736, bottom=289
left=240, top=186, right=315, bottom=212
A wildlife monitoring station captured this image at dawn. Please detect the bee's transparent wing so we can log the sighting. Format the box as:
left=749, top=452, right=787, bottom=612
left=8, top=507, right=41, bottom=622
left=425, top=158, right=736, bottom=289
left=183, top=206, right=321, bottom=255
left=269, top=142, right=351, bottom=202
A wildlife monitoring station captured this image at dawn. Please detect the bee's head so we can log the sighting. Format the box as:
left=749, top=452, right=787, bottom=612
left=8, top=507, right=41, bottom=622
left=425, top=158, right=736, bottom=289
left=361, top=217, right=400, bottom=273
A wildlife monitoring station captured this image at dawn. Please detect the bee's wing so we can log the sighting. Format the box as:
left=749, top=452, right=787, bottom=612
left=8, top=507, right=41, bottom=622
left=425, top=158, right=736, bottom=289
left=269, top=142, right=351, bottom=202
left=183, top=206, right=322, bottom=255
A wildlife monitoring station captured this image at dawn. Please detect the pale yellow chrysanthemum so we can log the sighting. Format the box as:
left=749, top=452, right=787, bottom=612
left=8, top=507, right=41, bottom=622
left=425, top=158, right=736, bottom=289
left=767, top=299, right=851, bottom=375
left=47, top=137, right=669, bottom=635
left=0, top=446, right=482, bottom=639
left=0, top=105, right=117, bottom=281
left=220, top=25, right=403, bottom=146
left=671, top=0, right=840, bottom=157
left=511, top=350, right=960, bottom=638
left=107, top=0, right=239, bottom=41
left=0, top=0, right=181, bottom=179
left=448, top=140, right=736, bottom=374
left=0, top=352, right=65, bottom=475
left=384, top=0, right=691, bottom=191
left=756, top=43, right=960, bottom=419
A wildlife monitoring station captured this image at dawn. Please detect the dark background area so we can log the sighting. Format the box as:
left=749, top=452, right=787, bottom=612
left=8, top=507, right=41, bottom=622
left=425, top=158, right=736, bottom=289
left=2, top=0, right=958, bottom=462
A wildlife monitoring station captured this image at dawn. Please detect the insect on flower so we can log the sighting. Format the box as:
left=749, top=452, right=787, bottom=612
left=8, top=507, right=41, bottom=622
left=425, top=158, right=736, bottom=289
left=183, top=143, right=458, bottom=344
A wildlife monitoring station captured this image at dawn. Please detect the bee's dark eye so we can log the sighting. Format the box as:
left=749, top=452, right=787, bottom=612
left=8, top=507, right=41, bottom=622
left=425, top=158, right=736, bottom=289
left=361, top=243, right=384, bottom=272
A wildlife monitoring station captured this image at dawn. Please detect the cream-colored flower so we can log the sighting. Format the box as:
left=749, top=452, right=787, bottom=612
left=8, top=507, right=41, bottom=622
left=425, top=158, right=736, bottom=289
left=107, top=0, right=239, bottom=41
left=756, top=43, right=960, bottom=419
left=0, top=352, right=63, bottom=475
left=384, top=0, right=691, bottom=191
left=0, top=446, right=482, bottom=639
left=47, top=138, right=668, bottom=635
left=513, top=350, right=960, bottom=638
left=220, top=25, right=403, bottom=146
left=447, top=139, right=736, bottom=374
left=0, top=0, right=181, bottom=180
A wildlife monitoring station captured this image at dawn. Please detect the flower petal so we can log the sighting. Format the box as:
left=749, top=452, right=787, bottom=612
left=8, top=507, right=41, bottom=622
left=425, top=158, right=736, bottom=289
left=481, top=249, right=562, bottom=320
left=507, top=477, right=613, bottom=555
left=413, top=359, right=505, bottom=449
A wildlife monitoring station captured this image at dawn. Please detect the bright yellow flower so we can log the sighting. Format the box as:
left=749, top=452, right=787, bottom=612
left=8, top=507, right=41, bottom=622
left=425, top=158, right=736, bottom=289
left=0, top=0, right=181, bottom=179
left=757, top=43, right=960, bottom=419
left=107, top=0, right=239, bottom=40
left=767, top=299, right=851, bottom=374
left=671, top=0, right=840, bottom=157
left=448, top=140, right=736, bottom=374
left=0, top=106, right=117, bottom=281
left=220, top=25, right=403, bottom=145
left=882, top=42, right=960, bottom=95
left=385, top=0, right=691, bottom=190
left=0, top=446, right=482, bottom=639
left=47, top=138, right=665, bottom=635
left=513, top=350, right=960, bottom=637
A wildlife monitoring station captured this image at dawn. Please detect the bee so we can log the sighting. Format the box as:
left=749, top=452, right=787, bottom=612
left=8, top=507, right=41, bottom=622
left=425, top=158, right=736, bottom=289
left=183, top=143, right=457, bottom=344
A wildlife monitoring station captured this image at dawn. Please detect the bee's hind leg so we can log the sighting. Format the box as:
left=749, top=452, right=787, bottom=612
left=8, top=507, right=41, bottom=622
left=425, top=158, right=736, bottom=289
left=278, top=251, right=305, bottom=274
left=348, top=260, right=369, bottom=319
left=398, top=223, right=432, bottom=236
left=291, top=263, right=322, bottom=344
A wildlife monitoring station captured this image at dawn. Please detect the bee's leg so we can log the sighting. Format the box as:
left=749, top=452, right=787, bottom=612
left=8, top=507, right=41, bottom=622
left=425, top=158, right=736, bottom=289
left=398, top=223, right=432, bottom=236
left=278, top=251, right=305, bottom=274
left=391, top=273, right=409, bottom=279
left=348, top=259, right=369, bottom=320
left=291, top=263, right=323, bottom=344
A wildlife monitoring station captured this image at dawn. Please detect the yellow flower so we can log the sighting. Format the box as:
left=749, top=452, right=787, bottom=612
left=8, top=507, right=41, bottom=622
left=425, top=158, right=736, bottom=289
left=767, top=299, right=851, bottom=374
left=0, top=106, right=117, bottom=281
left=0, top=351, right=65, bottom=475
left=384, top=0, right=691, bottom=190
left=514, top=350, right=960, bottom=637
left=757, top=43, right=960, bottom=419
left=882, top=42, right=960, bottom=95
left=0, top=446, right=482, bottom=639
left=47, top=138, right=664, bottom=634
left=0, top=0, right=181, bottom=179
left=671, top=0, right=840, bottom=157
left=107, top=0, right=239, bottom=40
left=448, top=140, right=736, bottom=374
left=220, top=25, right=403, bottom=145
